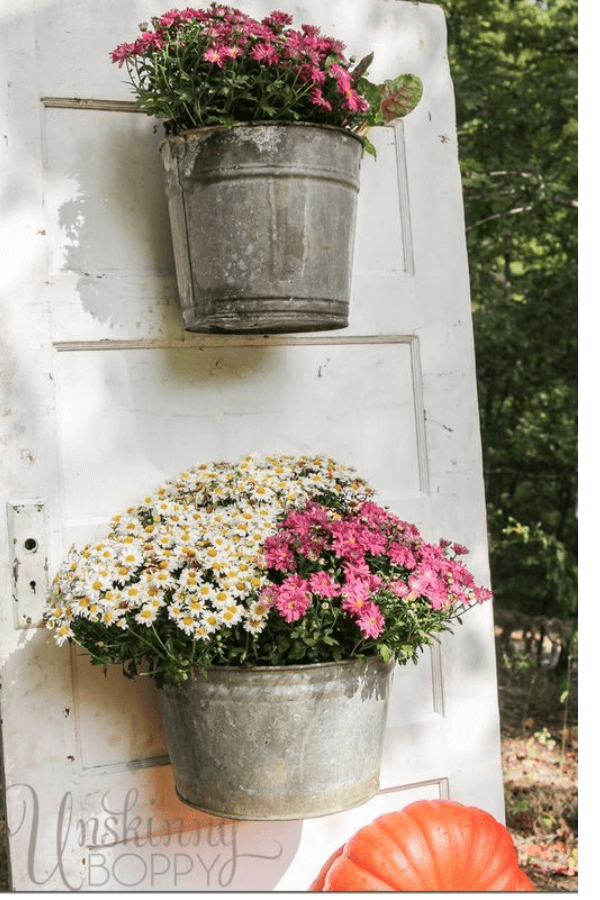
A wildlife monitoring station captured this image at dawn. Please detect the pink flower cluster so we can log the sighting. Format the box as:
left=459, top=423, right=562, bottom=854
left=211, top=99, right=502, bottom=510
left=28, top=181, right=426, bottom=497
left=260, top=501, right=492, bottom=643
left=110, top=4, right=369, bottom=119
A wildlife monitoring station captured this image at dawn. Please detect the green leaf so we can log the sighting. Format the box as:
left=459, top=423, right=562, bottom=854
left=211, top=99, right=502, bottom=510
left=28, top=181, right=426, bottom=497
left=361, top=136, right=377, bottom=158
left=379, top=74, right=423, bottom=122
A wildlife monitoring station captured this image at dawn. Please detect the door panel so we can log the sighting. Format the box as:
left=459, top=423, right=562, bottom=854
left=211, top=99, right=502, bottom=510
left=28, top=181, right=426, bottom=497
left=1, top=1, right=504, bottom=890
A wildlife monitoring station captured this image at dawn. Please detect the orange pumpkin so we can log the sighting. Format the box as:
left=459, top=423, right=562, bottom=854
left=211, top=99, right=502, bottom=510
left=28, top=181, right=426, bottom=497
left=309, top=799, right=535, bottom=892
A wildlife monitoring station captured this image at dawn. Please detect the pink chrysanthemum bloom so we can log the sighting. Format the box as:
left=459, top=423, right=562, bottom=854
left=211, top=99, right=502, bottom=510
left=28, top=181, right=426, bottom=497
left=203, top=46, right=227, bottom=67
left=329, top=520, right=368, bottom=563
left=134, top=30, right=166, bottom=53
left=451, top=543, right=470, bottom=556
left=357, top=601, right=385, bottom=639
left=222, top=44, right=242, bottom=60
left=308, top=571, right=340, bottom=599
left=263, top=532, right=296, bottom=572
left=274, top=593, right=311, bottom=623
left=409, top=567, right=449, bottom=611
left=263, top=10, right=294, bottom=29
left=273, top=575, right=312, bottom=623
left=340, top=578, right=371, bottom=616
left=299, top=64, right=326, bottom=86
left=474, top=586, right=494, bottom=604
left=259, top=584, right=278, bottom=609
left=301, top=23, right=321, bottom=37
left=389, top=580, right=414, bottom=601
left=387, top=541, right=417, bottom=570
left=250, top=42, right=280, bottom=65
left=330, top=62, right=352, bottom=94
left=110, top=42, right=136, bottom=66
left=343, top=90, right=370, bottom=114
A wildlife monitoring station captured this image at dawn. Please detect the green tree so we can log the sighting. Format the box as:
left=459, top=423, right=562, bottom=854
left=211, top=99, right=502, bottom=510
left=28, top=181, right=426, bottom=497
left=427, top=0, right=577, bottom=619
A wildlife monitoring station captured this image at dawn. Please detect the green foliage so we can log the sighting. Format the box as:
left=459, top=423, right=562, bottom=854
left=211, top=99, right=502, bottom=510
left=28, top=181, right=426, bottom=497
left=111, top=5, right=422, bottom=159
left=46, top=455, right=491, bottom=686
left=534, top=726, right=557, bottom=751
left=112, top=5, right=375, bottom=136
left=359, top=74, right=424, bottom=126
left=427, top=0, right=577, bottom=620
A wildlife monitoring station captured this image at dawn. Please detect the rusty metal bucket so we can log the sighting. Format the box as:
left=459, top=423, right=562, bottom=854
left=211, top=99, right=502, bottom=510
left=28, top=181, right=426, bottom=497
left=160, top=122, right=362, bottom=334
left=159, top=656, right=394, bottom=820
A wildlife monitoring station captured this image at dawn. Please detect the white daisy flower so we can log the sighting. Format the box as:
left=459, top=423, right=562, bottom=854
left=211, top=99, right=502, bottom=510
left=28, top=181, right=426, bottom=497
left=219, top=603, right=244, bottom=627
left=135, top=605, right=158, bottom=627
left=55, top=623, right=74, bottom=646
left=175, top=614, right=198, bottom=636
left=248, top=598, right=270, bottom=619
left=200, top=610, right=221, bottom=634
left=243, top=616, right=268, bottom=635
left=192, top=624, right=211, bottom=642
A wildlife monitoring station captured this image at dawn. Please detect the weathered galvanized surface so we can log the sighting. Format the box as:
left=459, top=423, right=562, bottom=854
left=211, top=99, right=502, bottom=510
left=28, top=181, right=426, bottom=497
left=160, top=658, right=394, bottom=820
left=161, top=123, right=362, bottom=333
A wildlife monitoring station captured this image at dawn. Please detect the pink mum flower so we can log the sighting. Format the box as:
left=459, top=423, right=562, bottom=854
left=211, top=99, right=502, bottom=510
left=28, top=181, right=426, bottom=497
left=451, top=543, right=470, bottom=556
left=308, top=571, right=340, bottom=598
left=262, top=11, right=294, bottom=29
left=409, top=566, right=449, bottom=611
left=285, top=503, right=329, bottom=535
left=389, top=580, right=413, bottom=600
left=263, top=533, right=296, bottom=572
left=387, top=541, right=417, bottom=570
left=259, top=584, right=278, bottom=608
left=328, top=520, right=368, bottom=563
left=298, top=63, right=326, bottom=85
left=203, top=46, right=227, bottom=67
left=222, top=44, right=242, bottom=60
left=110, top=42, right=136, bottom=66
left=133, top=31, right=166, bottom=55
left=308, top=87, right=332, bottom=111
left=343, top=90, right=370, bottom=114
left=250, top=42, right=280, bottom=65
left=273, top=575, right=312, bottom=623
left=364, top=527, right=387, bottom=557
left=357, top=601, right=385, bottom=639
left=342, top=560, right=372, bottom=581
left=474, top=586, right=493, bottom=604
left=330, top=62, right=352, bottom=94
left=301, top=23, right=321, bottom=37
left=341, top=578, right=371, bottom=616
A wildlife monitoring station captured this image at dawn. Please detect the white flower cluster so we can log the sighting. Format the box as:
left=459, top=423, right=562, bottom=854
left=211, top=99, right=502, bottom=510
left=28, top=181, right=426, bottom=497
left=44, top=454, right=372, bottom=647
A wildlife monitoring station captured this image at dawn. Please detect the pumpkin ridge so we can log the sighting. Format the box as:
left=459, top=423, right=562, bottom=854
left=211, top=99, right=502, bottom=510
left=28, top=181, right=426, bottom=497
left=308, top=801, right=535, bottom=892
left=402, top=804, right=447, bottom=890
left=375, top=814, right=433, bottom=891
left=458, top=806, right=494, bottom=888
left=344, top=818, right=426, bottom=891
left=326, top=855, right=393, bottom=891
left=445, top=802, right=475, bottom=889
left=467, top=808, right=516, bottom=890
left=476, top=828, right=517, bottom=890
left=418, top=800, right=480, bottom=888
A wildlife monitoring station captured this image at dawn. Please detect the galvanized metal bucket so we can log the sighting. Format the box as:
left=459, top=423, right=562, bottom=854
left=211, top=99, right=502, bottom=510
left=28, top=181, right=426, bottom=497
left=160, top=122, right=363, bottom=334
left=160, top=656, right=394, bottom=820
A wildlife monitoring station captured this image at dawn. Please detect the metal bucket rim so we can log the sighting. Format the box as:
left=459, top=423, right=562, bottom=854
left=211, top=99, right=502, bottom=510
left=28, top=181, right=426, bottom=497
left=170, top=655, right=395, bottom=684
left=160, top=120, right=365, bottom=152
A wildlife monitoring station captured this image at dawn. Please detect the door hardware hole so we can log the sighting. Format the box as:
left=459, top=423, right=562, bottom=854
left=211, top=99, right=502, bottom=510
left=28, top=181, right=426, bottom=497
left=24, top=538, right=38, bottom=552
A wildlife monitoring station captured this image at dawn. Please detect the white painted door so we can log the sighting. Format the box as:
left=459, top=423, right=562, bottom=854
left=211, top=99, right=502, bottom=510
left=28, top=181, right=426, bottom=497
left=0, top=0, right=504, bottom=890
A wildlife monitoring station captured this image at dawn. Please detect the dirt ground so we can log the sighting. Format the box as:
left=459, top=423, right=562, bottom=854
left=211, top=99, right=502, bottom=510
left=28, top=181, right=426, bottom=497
left=495, top=614, right=578, bottom=893
left=0, top=611, right=578, bottom=892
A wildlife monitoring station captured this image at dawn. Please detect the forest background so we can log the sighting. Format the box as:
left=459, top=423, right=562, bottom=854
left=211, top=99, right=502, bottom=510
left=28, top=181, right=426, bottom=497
left=425, top=1, right=578, bottom=888
left=427, top=0, right=577, bottom=634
